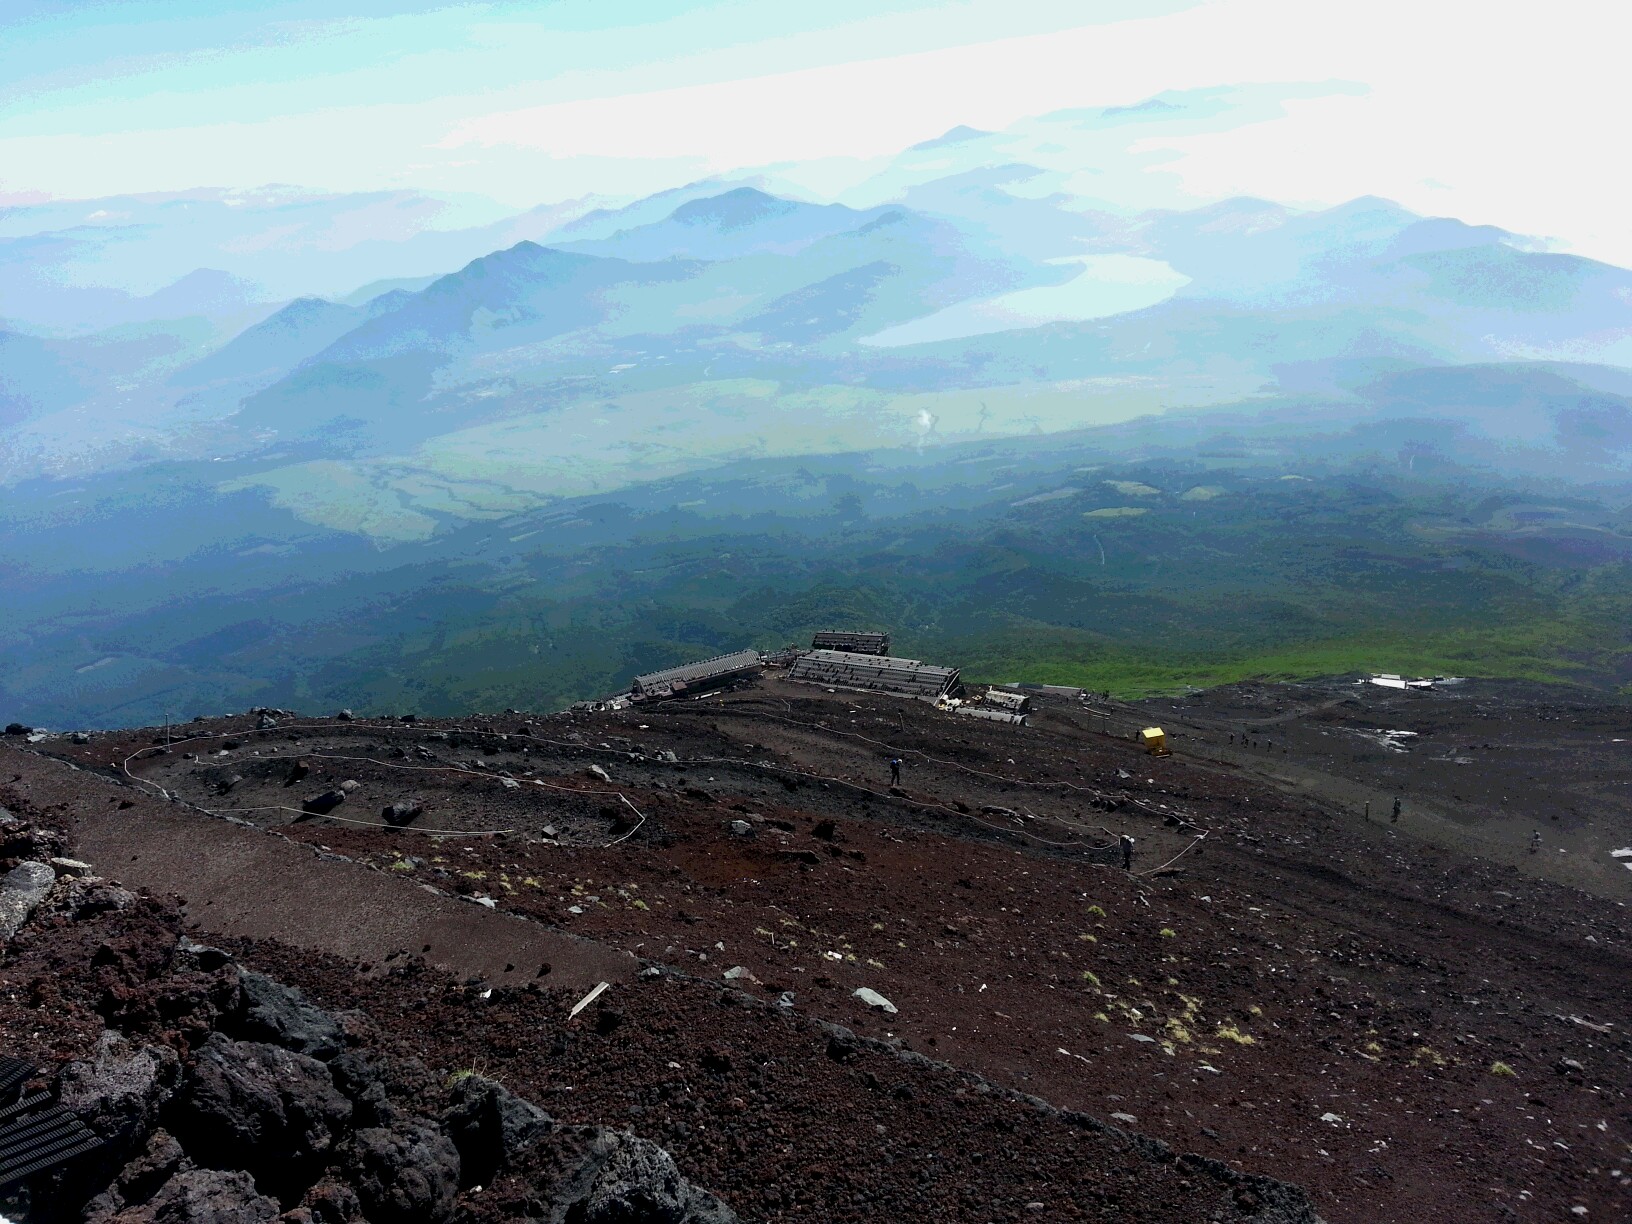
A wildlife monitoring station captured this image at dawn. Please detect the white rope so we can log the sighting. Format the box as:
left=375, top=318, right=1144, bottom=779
left=119, top=723, right=646, bottom=847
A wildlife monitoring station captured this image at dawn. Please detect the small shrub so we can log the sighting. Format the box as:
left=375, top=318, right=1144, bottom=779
left=1216, top=1023, right=1257, bottom=1045
left=1490, top=1061, right=1516, bottom=1077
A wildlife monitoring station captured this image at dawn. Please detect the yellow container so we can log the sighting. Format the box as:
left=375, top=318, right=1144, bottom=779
left=1140, top=727, right=1170, bottom=755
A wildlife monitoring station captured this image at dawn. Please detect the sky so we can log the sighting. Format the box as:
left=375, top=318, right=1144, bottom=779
left=1, top=0, right=1627, bottom=266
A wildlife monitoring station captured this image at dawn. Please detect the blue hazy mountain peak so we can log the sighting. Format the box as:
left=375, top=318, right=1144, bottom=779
left=669, top=186, right=800, bottom=230
left=909, top=125, right=993, bottom=151
left=168, top=295, right=362, bottom=389
left=562, top=188, right=880, bottom=262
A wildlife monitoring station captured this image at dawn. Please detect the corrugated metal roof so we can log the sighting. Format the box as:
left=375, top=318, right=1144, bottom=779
left=631, top=649, right=762, bottom=696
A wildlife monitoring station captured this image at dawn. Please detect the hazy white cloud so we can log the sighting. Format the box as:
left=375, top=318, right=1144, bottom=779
left=0, top=0, right=1626, bottom=264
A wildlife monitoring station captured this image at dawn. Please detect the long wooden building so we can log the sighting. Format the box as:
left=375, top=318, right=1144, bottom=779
left=786, top=649, right=960, bottom=701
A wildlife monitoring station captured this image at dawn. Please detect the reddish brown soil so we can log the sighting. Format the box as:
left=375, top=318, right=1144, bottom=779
left=12, top=675, right=1632, bottom=1223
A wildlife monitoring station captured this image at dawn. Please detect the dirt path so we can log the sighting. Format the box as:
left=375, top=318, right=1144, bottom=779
left=1, top=745, right=634, bottom=994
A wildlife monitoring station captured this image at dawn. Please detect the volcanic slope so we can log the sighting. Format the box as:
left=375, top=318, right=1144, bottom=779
left=12, top=675, right=1632, bottom=1223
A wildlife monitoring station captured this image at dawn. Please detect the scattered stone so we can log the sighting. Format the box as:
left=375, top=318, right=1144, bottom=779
left=336, top=709, right=355, bottom=721
left=382, top=801, right=424, bottom=828
left=727, top=820, right=753, bottom=837
left=71, top=731, right=91, bottom=744
left=776, top=991, right=796, bottom=1010
left=853, top=988, right=898, bottom=1014
left=4, top=722, right=32, bottom=736
left=49, top=856, right=94, bottom=877
left=340, top=779, right=362, bottom=793
left=1110, top=1112, right=1137, bottom=1125
left=303, top=790, right=348, bottom=816
left=588, top=764, right=612, bottom=783
left=722, top=966, right=752, bottom=981
left=61, top=877, right=139, bottom=919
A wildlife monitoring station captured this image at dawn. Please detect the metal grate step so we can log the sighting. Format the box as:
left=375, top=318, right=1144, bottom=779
left=0, top=1056, right=103, bottom=1188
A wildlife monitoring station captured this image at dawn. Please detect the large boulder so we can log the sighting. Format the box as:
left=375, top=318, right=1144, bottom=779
left=338, top=1121, right=461, bottom=1224
left=93, top=1167, right=282, bottom=1223
left=289, top=1178, right=368, bottom=1222
left=166, top=1034, right=351, bottom=1200
left=545, top=1129, right=739, bottom=1224
left=61, top=1031, right=183, bottom=1155
left=441, top=1072, right=553, bottom=1186
left=0, top=858, right=57, bottom=938
left=225, top=970, right=345, bottom=1061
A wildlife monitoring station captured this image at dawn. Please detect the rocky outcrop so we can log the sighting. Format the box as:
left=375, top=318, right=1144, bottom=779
left=0, top=823, right=740, bottom=1224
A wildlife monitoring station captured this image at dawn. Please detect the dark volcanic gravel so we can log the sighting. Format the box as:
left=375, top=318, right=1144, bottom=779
left=11, top=674, right=1632, bottom=1222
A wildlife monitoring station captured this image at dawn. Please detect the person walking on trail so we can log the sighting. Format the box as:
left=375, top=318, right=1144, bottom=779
left=1391, top=797, right=1402, bottom=824
left=1120, top=833, right=1135, bottom=871
left=889, top=757, right=902, bottom=786
left=1530, top=829, right=1542, bottom=854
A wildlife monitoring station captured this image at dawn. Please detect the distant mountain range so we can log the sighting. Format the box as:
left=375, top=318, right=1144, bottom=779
left=5, top=96, right=1632, bottom=728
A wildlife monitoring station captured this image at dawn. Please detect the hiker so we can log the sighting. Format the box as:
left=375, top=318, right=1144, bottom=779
left=1391, top=797, right=1402, bottom=824
left=889, top=757, right=902, bottom=786
left=1120, top=833, right=1135, bottom=871
left=1530, top=829, right=1542, bottom=854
